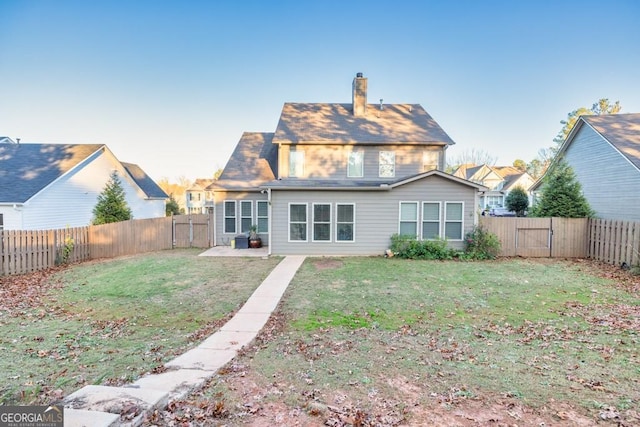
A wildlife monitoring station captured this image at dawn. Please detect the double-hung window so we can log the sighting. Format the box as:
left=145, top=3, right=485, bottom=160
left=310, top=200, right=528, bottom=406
left=422, top=202, right=441, bottom=239
left=399, top=202, right=418, bottom=237
left=379, top=151, right=395, bottom=177
left=423, top=151, right=439, bottom=171
left=289, top=150, right=305, bottom=177
left=313, top=203, right=331, bottom=242
left=256, top=201, right=269, bottom=233
left=444, top=202, right=464, bottom=240
left=347, top=151, right=364, bottom=178
left=289, top=203, right=308, bottom=241
left=224, top=201, right=236, bottom=234
left=336, top=204, right=355, bottom=242
left=240, top=201, right=252, bottom=233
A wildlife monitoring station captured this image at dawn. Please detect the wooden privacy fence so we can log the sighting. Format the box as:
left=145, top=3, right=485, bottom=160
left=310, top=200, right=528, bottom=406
left=588, top=219, right=640, bottom=266
left=0, top=214, right=214, bottom=275
left=480, top=217, right=589, bottom=258
left=0, top=227, right=90, bottom=275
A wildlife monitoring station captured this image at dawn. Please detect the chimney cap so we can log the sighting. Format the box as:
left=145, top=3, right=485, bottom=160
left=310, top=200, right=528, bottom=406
left=356, top=72, right=363, bottom=78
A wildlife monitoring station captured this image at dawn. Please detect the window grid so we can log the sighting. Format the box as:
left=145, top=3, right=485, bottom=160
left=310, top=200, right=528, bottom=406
left=289, top=151, right=305, bottom=177
left=312, top=203, right=332, bottom=242
left=336, top=204, right=355, bottom=242
left=288, top=203, right=308, bottom=242
left=379, top=151, right=395, bottom=177
left=421, top=202, right=441, bottom=240
left=347, top=151, right=364, bottom=178
left=240, top=201, right=253, bottom=233
left=399, top=201, right=419, bottom=237
left=444, top=202, right=464, bottom=240
left=223, top=201, right=236, bottom=234
left=256, top=201, right=269, bottom=233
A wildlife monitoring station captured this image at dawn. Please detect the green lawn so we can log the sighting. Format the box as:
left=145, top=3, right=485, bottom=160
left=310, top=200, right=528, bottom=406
left=0, top=249, right=282, bottom=404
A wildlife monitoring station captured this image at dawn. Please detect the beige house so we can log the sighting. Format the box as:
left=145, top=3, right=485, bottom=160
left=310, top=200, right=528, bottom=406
left=185, top=178, right=215, bottom=214
left=209, top=73, right=487, bottom=255
left=453, top=164, right=534, bottom=210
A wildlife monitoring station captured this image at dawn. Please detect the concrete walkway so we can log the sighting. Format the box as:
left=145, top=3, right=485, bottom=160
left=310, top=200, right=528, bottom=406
left=63, top=255, right=306, bottom=427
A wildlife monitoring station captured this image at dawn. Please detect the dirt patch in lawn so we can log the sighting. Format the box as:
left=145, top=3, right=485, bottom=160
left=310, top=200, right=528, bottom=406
left=312, top=258, right=344, bottom=270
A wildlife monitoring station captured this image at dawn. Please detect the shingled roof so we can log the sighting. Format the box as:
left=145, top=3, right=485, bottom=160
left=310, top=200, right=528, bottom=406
left=0, top=143, right=105, bottom=203
left=121, top=162, right=168, bottom=199
left=211, top=132, right=277, bottom=190
left=273, top=103, right=455, bottom=146
left=580, top=113, right=640, bottom=170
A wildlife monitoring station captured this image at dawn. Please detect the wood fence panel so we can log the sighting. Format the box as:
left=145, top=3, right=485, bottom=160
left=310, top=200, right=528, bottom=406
left=588, top=219, right=640, bottom=266
left=172, top=215, right=191, bottom=248
left=479, top=217, right=517, bottom=256
left=551, top=218, right=588, bottom=258
left=514, top=218, right=551, bottom=257
left=190, top=214, right=211, bottom=248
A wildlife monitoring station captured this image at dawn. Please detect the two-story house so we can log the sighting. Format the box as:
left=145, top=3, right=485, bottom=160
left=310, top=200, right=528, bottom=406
left=185, top=179, right=215, bottom=214
left=209, top=73, right=487, bottom=255
left=452, top=164, right=535, bottom=210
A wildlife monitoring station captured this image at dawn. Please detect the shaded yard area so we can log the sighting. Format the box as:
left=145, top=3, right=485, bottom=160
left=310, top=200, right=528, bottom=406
left=148, top=257, right=639, bottom=426
left=0, top=249, right=282, bottom=404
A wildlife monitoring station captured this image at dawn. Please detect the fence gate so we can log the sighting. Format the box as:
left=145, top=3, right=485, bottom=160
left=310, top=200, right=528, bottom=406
left=515, top=218, right=552, bottom=257
left=172, top=214, right=213, bottom=248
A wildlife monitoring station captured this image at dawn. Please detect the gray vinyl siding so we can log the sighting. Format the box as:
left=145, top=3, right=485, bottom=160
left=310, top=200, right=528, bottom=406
left=564, top=125, right=640, bottom=221
left=213, top=191, right=270, bottom=246
left=270, top=175, right=478, bottom=255
left=279, top=144, right=445, bottom=179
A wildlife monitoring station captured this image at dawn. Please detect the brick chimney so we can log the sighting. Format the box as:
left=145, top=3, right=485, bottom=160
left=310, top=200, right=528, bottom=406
left=352, top=72, right=367, bottom=116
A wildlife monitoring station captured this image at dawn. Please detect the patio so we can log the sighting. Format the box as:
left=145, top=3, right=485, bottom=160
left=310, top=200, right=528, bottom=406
left=199, top=246, right=269, bottom=257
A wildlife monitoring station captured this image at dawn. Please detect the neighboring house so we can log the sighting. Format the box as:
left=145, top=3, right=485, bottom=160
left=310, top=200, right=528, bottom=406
left=531, top=113, right=640, bottom=221
left=0, top=143, right=168, bottom=230
left=185, top=178, right=215, bottom=214
left=209, top=73, right=487, bottom=255
left=453, top=164, right=535, bottom=210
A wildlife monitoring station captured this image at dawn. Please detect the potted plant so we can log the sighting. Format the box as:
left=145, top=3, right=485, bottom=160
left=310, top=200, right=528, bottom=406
left=248, top=225, right=262, bottom=248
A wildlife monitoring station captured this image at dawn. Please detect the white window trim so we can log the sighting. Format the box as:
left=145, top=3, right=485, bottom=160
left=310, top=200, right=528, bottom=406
left=223, top=200, right=236, bottom=234
left=398, top=201, right=419, bottom=238
left=379, top=151, right=396, bottom=178
left=288, top=202, right=308, bottom=242
left=256, top=200, right=269, bottom=234
left=240, top=200, right=253, bottom=234
left=289, top=150, right=305, bottom=177
left=347, top=151, right=364, bottom=178
left=335, top=203, right=356, bottom=243
left=444, top=201, right=465, bottom=241
left=312, top=203, right=332, bottom=243
left=421, top=201, right=442, bottom=240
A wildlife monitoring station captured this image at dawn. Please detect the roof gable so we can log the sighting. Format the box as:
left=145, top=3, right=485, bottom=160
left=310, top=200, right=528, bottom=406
left=581, top=113, right=640, bottom=170
left=212, top=132, right=277, bottom=190
left=0, top=143, right=104, bottom=203
left=121, top=163, right=168, bottom=199
left=273, top=103, right=455, bottom=146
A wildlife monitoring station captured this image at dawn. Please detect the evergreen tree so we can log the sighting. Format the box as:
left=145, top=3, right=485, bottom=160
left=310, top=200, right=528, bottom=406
left=505, top=186, right=529, bottom=217
left=165, top=194, right=181, bottom=216
left=530, top=160, right=594, bottom=218
left=92, top=171, right=132, bottom=224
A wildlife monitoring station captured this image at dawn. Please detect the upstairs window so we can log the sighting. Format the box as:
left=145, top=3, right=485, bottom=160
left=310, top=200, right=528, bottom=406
left=423, top=151, right=439, bottom=171
left=347, top=151, right=364, bottom=178
left=289, top=150, right=305, bottom=177
left=379, top=151, right=395, bottom=177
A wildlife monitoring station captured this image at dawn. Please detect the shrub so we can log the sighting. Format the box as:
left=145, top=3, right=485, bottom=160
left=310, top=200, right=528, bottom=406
left=463, top=226, right=501, bottom=260
left=389, top=234, right=457, bottom=260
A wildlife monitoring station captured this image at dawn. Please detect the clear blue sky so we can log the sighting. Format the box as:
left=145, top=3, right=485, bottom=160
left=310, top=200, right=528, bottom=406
left=2, top=0, right=639, bottom=181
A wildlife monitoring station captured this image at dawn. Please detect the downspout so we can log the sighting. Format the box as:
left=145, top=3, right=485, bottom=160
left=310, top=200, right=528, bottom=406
left=267, top=188, right=272, bottom=256
left=212, top=194, right=217, bottom=247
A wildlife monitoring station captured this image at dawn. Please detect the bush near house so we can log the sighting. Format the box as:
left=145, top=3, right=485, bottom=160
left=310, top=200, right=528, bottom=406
left=390, top=226, right=501, bottom=260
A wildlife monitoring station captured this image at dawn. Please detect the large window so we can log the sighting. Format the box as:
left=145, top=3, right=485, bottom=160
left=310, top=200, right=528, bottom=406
left=399, top=202, right=418, bottom=237
left=379, top=151, right=395, bottom=177
left=422, top=202, right=441, bottom=239
left=240, top=201, right=252, bottom=233
left=313, top=203, right=331, bottom=242
left=347, top=151, right=364, bottom=178
left=289, top=203, right=308, bottom=241
left=224, top=201, right=236, bottom=234
left=256, top=201, right=269, bottom=233
left=485, top=195, right=503, bottom=207
left=336, top=204, right=355, bottom=242
left=289, top=150, right=305, bottom=177
left=444, top=202, right=464, bottom=240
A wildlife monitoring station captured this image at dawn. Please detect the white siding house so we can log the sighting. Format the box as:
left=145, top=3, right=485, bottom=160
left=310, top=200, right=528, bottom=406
left=0, top=143, right=167, bottom=230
